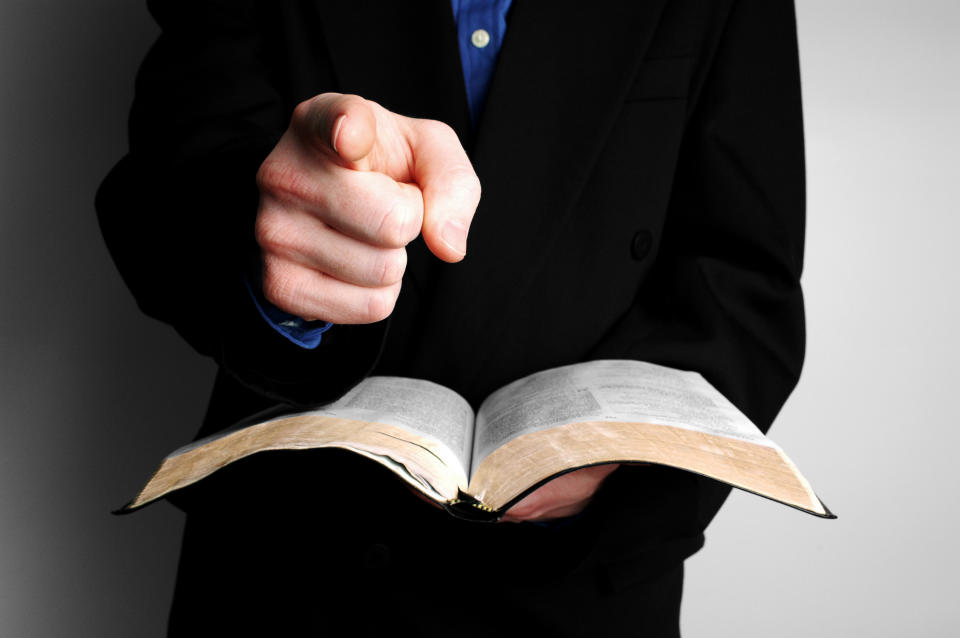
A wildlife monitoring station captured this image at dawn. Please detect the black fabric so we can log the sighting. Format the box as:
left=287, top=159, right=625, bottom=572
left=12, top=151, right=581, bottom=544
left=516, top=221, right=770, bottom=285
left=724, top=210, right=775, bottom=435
left=168, top=449, right=694, bottom=637
left=97, top=0, right=806, bottom=633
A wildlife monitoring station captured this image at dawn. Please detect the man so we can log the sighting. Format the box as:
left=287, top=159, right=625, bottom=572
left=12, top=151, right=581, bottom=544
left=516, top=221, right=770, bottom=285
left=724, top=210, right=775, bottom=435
left=97, top=1, right=806, bottom=635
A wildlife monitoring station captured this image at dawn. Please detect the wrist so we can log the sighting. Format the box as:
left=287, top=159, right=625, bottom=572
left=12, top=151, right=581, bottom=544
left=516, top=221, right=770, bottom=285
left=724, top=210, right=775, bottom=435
left=244, top=273, right=332, bottom=349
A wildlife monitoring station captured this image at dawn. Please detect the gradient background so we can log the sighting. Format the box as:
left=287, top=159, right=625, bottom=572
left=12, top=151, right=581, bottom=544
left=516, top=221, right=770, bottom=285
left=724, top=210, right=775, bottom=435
left=2, top=1, right=957, bottom=635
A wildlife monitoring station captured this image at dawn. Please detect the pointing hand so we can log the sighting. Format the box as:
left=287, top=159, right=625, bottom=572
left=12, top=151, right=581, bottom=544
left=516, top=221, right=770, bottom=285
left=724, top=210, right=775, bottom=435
left=255, top=93, right=481, bottom=323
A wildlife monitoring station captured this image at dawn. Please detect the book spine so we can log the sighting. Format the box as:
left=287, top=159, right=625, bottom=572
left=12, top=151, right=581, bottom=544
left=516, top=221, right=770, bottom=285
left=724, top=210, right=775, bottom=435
left=443, top=491, right=501, bottom=522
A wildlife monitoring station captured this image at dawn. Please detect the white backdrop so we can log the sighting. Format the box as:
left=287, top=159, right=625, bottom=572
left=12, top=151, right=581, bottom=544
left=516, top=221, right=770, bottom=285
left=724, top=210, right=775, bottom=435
left=684, top=1, right=960, bottom=635
left=1, top=1, right=956, bottom=635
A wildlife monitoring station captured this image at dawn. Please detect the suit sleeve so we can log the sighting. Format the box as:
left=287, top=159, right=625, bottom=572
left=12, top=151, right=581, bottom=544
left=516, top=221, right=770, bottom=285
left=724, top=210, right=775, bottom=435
left=589, top=0, right=806, bottom=531
left=95, top=0, right=388, bottom=408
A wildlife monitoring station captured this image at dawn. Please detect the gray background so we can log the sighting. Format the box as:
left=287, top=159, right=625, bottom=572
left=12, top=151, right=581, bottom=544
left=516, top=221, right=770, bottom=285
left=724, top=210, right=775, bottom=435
left=1, top=0, right=957, bottom=635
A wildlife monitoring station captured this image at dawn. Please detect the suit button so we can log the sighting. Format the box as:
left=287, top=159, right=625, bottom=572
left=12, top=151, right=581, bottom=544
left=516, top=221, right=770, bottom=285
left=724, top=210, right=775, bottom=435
left=631, top=230, right=653, bottom=261
left=363, top=543, right=392, bottom=570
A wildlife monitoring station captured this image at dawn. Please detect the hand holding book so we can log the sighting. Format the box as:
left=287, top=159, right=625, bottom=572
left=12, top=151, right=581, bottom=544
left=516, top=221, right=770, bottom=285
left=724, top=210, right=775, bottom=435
left=501, top=464, right=620, bottom=522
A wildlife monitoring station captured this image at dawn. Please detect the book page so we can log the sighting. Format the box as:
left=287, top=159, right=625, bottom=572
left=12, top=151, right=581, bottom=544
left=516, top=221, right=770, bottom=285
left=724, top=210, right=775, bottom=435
left=125, top=376, right=475, bottom=511
left=471, top=360, right=769, bottom=476
left=316, top=376, right=475, bottom=474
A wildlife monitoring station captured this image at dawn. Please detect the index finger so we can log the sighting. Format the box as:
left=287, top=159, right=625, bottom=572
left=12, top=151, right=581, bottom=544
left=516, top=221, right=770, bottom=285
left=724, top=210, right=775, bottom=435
left=292, top=93, right=377, bottom=167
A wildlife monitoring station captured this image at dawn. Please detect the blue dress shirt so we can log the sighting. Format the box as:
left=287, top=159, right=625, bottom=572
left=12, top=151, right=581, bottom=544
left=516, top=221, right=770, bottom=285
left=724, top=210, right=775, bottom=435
left=451, top=0, right=513, bottom=125
left=252, top=0, right=513, bottom=348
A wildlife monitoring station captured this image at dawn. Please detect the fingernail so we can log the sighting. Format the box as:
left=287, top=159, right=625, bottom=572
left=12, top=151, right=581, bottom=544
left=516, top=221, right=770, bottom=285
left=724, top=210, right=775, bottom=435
left=332, top=114, right=346, bottom=154
left=441, top=219, right=468, bottom=256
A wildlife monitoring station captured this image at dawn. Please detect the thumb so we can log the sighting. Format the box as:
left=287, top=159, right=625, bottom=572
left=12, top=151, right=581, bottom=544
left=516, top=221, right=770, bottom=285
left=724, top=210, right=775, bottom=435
left=294, top=93, right=376, bottom=167
left=407, top=120, right=481, bottom=262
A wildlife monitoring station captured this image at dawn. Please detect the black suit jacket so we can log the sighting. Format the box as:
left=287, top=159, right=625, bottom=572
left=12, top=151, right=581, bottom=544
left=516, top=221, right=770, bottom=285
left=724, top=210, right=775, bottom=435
left=97, top=0, right=805, bottom=631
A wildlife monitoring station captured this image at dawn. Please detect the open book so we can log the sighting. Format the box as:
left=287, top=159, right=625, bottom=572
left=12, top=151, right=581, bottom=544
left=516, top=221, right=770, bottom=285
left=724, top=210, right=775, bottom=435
left=123, top=360, right=833, bottom=520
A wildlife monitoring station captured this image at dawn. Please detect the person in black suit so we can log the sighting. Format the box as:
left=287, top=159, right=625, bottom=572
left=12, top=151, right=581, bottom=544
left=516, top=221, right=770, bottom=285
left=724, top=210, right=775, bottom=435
left=97, top=1, right=806, bottom=635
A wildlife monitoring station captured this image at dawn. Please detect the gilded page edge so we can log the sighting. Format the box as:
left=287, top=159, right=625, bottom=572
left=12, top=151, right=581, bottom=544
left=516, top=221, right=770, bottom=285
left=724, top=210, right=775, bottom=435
left=468, top=420, right=827, bottom=516
left=124, top=416, right=465, bottom=510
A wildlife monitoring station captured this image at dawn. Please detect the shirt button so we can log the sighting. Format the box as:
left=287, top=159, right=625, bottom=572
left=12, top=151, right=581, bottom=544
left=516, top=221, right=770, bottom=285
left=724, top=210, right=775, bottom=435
left=471, top=28, right=491, bottom=49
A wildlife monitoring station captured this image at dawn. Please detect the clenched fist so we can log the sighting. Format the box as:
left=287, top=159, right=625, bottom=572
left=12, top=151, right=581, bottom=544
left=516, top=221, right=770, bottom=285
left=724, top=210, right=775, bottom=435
left=255, top=93, right=481, bottom=323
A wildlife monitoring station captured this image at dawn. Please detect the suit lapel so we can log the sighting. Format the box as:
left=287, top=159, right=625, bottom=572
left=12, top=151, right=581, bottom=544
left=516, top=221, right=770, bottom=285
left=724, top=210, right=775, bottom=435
left=315, top=0, right=670, bottom=394
left=414, top=0, right=670, bottom=393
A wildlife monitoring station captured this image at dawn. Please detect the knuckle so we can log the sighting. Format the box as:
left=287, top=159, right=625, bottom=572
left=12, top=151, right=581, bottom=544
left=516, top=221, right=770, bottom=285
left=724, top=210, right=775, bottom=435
left=437, top=166, right=481, bottom=221
left=454, top=169, right=482, bottom=208
left=263, top=259, right=293, bottom=308
left=261, top=259, right=300, bottom=310
left=290, top=98, right=313, bottom=126
left=374, top=248, right=407, bottom=285
left=256, top=159, right=306, bottom=201
left=255, top=159, right=276, bottom=192
left=339, top=93, right=368, bottom=114
left=254, top=209, right=292, bottom=253
left=424, top=118, right=457, bottom=141
left=291, top=99, right=313, bottom=126
left=362, top=285, right=399, bottom=323
left=254, top=210, right=277, bottom=250
left=449, top=163, right=481, bottom=197
left=376, top=200, right=413, bottom=247
left=291, top=94, right=336, bottom=130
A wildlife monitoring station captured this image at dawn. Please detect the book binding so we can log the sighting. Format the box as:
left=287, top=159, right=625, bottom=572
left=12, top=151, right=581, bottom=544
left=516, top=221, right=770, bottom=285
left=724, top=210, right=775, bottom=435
left=443, top=491, right=501, bottom=522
